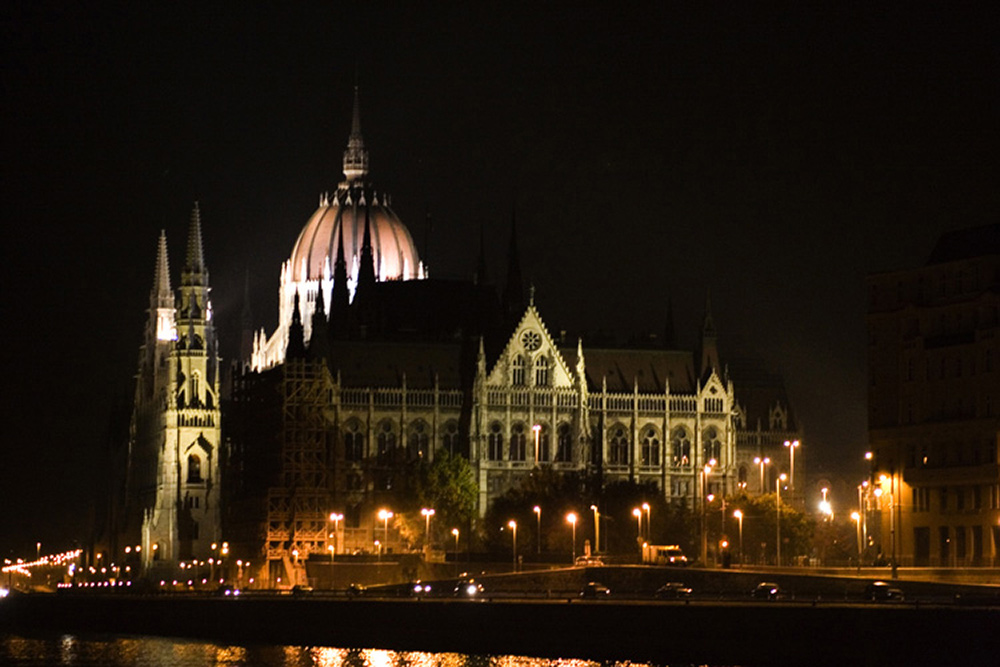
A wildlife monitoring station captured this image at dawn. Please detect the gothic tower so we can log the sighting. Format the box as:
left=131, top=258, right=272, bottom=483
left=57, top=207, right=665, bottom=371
left=127, top=204, right=222, bottom=574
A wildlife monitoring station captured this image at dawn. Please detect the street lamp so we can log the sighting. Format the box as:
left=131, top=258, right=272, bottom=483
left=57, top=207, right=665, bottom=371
left=533, top=506, right=541, bottom=555
left=700, top=459, right=716, bottom=565
left=566, top=512, right=578, bottom=563
left=421, top=508, right=435, bottom=550
left=858, top=480, right=870, bottom=558
left=532, top=424, right=542, bottom=464
left=632, top=507, right=642, bottom=546
left=733, top=509, right=744, bottom=567
left=776, top=473, right=787, bottom=566
left=642, top=502, right=651, bottom=542
left=818, top=488, right=833, bottom=520
left=507, top=520, right=518, bottom=571
left=590, top=505, right=600, bottom=553
left=378, top=509, right=393, bottom=550
left=451, top=528, right=460, bottom=576
left=754, top=456, right=770, bottom=495
left=851, top=511, right=862, bottom=567
left=783, top=440, right=799, bottom=495
left=329, top=512, right=343, bottom=556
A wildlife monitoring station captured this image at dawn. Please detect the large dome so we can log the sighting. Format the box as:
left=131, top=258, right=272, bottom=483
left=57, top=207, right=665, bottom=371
left=288, top=183, right=421, bottom=283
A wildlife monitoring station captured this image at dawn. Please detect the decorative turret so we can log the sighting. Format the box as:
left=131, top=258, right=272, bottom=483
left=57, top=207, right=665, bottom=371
left=342, top=86, right=369, bottom=182
left=152, top=231, right=177, bottom=342
left=330, top=220, right=351, bottom=339
left=354, top=204, right=377, bottom=300
left=308, top=286, right=330, bottom=361
left=182, top=202, right=207, bottom=286
left=286, top=291, right=307, bottom=360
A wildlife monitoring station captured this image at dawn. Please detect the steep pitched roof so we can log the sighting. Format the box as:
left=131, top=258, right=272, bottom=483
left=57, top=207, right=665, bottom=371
left=328, top=339, right=465, bottom=389
left=926, top=223, right=1000, bottom=265
left=727, top=358, right=798, bottom=430
left=561, top=347, right=697, bottom=394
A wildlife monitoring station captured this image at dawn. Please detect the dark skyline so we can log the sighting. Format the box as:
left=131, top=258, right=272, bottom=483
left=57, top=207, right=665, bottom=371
left=3, top=4, right=998, bottom=556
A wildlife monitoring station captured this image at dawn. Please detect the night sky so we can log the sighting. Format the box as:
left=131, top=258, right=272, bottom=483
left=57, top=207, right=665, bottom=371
left=3, top=4, right=998, bottom=557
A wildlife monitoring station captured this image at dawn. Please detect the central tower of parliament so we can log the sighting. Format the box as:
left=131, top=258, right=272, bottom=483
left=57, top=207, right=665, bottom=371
left=115, top=89, right=802, bottom=585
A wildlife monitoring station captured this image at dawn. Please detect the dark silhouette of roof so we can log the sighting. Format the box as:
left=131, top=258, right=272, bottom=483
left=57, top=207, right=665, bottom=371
left=926, top=223, right=1000, bottom=265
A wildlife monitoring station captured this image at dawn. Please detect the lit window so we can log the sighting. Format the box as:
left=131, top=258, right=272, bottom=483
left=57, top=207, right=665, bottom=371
left=671, top=428, right=691, bottom=467
left=187, top=454, right=202, bottom=483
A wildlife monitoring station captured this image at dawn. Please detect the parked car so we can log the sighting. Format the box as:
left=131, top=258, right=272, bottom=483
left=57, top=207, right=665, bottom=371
left=655, top=582, right=692, bottom=599
left=453, top=578, right=484, bottom=598
left=580, top=581, right=611, bottom=598
left=410, top=581, right=433, bottom=596
left=291, top=585, right=313, bottom=596
left=346, top=583, right=367, bottom=597
left=575, top=555, right=605, bottom=566
left=751, top=582, right=781, bottom=600
left=865, top=581, right=904, bottom=602
left=214, top=584, right=240, bottom=597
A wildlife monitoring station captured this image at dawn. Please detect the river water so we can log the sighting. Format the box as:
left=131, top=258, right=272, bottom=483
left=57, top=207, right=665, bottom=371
left=0, top=634, right=707, bottom=667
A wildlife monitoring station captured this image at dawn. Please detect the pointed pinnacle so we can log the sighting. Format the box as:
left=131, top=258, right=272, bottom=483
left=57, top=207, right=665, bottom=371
left=186, top=202, right=206, bottom=272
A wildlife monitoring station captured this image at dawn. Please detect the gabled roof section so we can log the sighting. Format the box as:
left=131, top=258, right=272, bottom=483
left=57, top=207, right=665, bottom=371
left=728, top=358, right=798, bottom=431
left=487, top=304, right=574, bottom=387
left=560, top=346, right=697, bottom=394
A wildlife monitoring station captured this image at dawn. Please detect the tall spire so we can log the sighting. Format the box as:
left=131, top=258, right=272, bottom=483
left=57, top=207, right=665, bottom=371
left=342, top=85, right=369, bottom=182
left=239, top=268, right=254, bottom=363
left=699, top=288, right=720, bottom=380
left=502, top=207, right=524, bottom=319
left=356, top=204, right=377, bottom=295
left=330, top=220, right=351, bottom=339
left=185, top=202, right=206, bottom=275
left=308, top=285, right=330, bottom=361
left=154, top=230, right=172, bottom=302
left=152, top=231, right=176, bottom=342
left=286, top=291, right=307, bottom=360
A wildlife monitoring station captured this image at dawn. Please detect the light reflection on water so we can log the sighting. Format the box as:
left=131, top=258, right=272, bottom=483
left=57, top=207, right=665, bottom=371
left=0, top=635, right=706, bottom=667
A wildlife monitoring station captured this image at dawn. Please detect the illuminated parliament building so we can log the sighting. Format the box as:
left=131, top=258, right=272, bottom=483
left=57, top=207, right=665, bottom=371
left=117, top=90, right=801, bottom=583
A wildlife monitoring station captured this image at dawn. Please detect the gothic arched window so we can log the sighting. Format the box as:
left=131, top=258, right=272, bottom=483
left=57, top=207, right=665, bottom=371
left=671, top=427, right=691, bottom=468
left=488, top=422, right=504, bottom=461
left=535, top=423, right=550, bottom=463
left=535, top=356, right=549, bottom=387
left=609, top=425, right=629, bottom=465
left=344, top=422, right=364, bottom=462
left=510, top=423, right=527, bottom=461
left=641, top=426, right=660, bottom=466
left=377, top=420, right=397, bottom=465
left=407, top=421, right=429, bottom=461
left=703, top=426, right=722, bottom=463
left=190, top=372, right=201, bottom=408
left=512, top=356, right=526, bottom=386
left=187, top=454, right=202, bottom=483
left=442, top=420, right=459, bottom=455
left=556, top=423, right=572, bottom=462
